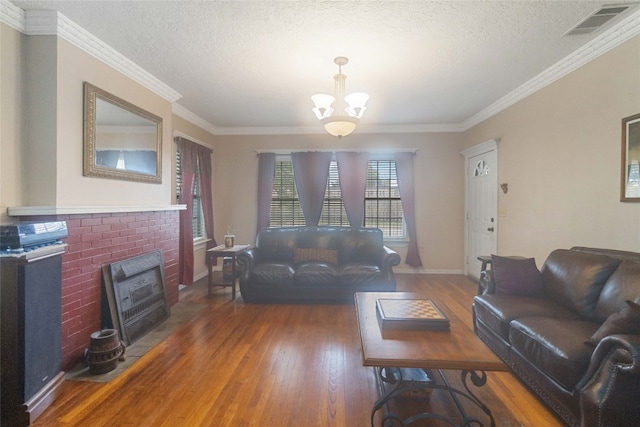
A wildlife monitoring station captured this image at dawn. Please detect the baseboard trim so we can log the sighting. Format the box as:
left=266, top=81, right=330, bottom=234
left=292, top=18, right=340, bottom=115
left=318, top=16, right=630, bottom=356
left=23, top=371, right=65, bottom=425
left=394, top=268, right=464, bottom=275
left=193, top=270, right=209, bottom=282
left=194, top=267, right=464, bottom=278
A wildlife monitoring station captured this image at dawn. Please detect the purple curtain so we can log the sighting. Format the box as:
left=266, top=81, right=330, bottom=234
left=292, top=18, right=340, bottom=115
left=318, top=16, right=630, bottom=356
left=177, top=137, right=199, bottom=285
left=256, top=153, right=276, bottom=233
left=395, top=152, right=423, bottom=267
left=197, top=144, right=217, bottom=251
left=291, top=152, right=333, bottom=226
left=336, top=151, right=369, bottom=227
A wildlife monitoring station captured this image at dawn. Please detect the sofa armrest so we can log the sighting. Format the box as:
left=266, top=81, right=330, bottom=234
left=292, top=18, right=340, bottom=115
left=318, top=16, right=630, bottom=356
left=237, top=248, right=257, bottom=281
left=478, top=269, right=496, bottom=295
left=381, top=246, right=401, bottom=270
left=576, top=334, right=640, bottom=424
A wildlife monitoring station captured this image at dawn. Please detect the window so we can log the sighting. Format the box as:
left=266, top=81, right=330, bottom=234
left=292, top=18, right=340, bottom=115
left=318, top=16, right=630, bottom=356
left=270, top=160, right=305, bottom=227
left=176, top=147, right=205, bottom=239
left=191, top=166, right=204, bottom=238
left=269, top=157, right=405, bottom=238
left=364, top=160, right=404, bottom=238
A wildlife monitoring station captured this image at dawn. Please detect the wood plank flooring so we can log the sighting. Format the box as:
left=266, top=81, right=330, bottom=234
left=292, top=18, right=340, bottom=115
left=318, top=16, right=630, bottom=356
left=32, top=274, right=565, bottom=426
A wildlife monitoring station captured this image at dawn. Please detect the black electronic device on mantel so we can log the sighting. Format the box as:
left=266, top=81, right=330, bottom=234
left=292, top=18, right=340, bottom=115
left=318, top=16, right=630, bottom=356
left=0, top=221, right=67, bottom=250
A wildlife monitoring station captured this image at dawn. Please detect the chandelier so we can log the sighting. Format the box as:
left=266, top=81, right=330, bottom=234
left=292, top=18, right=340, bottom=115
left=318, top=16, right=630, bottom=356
left=311, top=57, right=369, bottom=138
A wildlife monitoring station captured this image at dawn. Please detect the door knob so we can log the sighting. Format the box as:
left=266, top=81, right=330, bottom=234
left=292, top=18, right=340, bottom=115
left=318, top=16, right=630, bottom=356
left=487, top=227, right=494, bottom=232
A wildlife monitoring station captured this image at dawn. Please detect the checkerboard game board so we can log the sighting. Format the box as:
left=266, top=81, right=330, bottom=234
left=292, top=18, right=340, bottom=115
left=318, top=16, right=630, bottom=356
left=376, top=298, right=450, bottom=330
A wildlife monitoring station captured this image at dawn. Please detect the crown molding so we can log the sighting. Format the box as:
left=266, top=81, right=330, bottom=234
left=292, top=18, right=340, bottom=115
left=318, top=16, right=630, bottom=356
left=202, top=122, right=465, bottom=136
left=172, top=103, right=219, bottom=135
left=356, top=123, right=465, bottom=133
left=213, top=126, right=320, bottom=136
left=255, top=148, right=418, bottom=155
left=23, top=9, right=58, bottom=34
left=460, top=139, right=499, bottom=158
left=51, top=11, right=182, bottom=103
left=0, top=0, right=25, bottom=31
left=0, top=5, right=181, bottom=103
left=7, top=205, right=186, bottom=217
left=4, top=1, right=638, bottom=135
left=462, top=6, right=640, bottom=131
left=211, top=7, right=640, bottom=136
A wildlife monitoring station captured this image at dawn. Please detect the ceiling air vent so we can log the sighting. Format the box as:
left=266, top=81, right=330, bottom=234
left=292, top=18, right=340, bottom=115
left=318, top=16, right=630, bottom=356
left=565, top=4, right=631, bottom=35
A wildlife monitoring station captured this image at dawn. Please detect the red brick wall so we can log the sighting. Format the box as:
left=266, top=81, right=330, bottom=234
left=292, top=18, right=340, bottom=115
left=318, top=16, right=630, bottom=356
left=19, top=210, right=180, bottom=371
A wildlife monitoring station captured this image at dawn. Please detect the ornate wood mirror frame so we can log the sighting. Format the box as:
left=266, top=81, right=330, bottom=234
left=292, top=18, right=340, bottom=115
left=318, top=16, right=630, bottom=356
left=83, top=82, right=162, bottom=184
left=621, top=113, right=640, bottom=202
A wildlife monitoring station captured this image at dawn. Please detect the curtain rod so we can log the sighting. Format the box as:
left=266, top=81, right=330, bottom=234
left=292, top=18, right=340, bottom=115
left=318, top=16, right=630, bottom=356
left=173, top=132, right=213, bottom=152
left=254, top=148, right=418, bottom=155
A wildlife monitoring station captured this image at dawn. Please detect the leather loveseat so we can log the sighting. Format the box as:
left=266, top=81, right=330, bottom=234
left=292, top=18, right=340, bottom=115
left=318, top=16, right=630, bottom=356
left=237, top=226, right=401, bottom=304
left=473, top=247, right=640, bottom=427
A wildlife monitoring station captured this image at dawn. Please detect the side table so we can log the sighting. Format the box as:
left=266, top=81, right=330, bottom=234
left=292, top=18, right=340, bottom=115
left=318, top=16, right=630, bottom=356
left=206, top=244, right=249, bottom=299
left=477, top=255, right=492, bottom=294
left=477, top=255, right=492, bottom=273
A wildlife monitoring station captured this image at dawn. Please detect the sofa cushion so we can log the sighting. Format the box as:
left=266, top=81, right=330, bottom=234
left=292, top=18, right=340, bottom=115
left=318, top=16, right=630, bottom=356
left=294, top=262, right=337, bottom=286
left=294, top=247, right=338, bottom=266
left=295, top=228, right=340, bottom=250
left=491, top=255, right=544, bottom=296
left=510, top=317, right=598, bottom=390
left=255, top=229, right=298, bottom=262
left=586, top=300, right=640, bottom=346
left=338, top=264, right=382, bottom=286
left=474, top=294, right=580, bottom=342
left=339, top=228, right=384, bottom=264
left=541, top=249, right=620, bottom=319
left=594, top=260, right=640, bottom=321
left=251, top=263, right=295, bottom=286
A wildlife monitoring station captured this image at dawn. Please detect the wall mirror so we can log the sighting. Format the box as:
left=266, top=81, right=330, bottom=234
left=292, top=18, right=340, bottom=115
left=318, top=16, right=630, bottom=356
left=84, top=82, right=162, bottom=184
left=621, top=113, right=640, bottom=202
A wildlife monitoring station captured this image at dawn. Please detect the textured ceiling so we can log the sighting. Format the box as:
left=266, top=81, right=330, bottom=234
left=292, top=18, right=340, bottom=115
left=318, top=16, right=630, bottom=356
left=9, top=1, right=640, bottom=134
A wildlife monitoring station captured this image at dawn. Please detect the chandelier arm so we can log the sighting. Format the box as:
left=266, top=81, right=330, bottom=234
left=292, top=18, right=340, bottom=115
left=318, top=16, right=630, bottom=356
left=311, top=56, right=368, bottom=137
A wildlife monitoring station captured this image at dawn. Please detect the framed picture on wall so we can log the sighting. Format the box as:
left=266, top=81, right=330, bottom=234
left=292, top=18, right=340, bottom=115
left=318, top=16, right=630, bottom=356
left=621, top=113, right=640, bottom=202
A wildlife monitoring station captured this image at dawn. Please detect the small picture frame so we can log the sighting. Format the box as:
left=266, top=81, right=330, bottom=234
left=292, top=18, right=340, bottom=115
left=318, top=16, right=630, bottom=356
left=621, top=113, right=640, bottom=202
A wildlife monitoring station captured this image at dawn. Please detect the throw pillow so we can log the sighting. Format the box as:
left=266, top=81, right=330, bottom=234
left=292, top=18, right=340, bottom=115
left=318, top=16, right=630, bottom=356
left=491, top=255, right=544, bottom=297
left=294, top=247, right=338, bottom=265
left=585, top=300, right=640, bottom=346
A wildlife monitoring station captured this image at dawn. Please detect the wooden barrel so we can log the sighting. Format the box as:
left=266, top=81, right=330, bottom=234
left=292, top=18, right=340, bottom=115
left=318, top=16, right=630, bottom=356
left=86, top=329, right=125, bottom=375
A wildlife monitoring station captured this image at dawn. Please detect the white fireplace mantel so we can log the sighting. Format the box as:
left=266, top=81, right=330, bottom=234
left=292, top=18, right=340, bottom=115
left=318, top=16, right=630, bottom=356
left=7, top=205, right=186, bottom=216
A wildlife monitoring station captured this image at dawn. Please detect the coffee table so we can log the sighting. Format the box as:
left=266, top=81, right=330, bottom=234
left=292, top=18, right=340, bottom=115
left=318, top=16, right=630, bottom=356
left=355, top=292, right=507, bottom=426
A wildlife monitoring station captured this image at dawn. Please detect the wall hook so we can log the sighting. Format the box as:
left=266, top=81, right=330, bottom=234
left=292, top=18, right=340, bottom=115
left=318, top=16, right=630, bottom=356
left=500, top=183, right=508, bottom=194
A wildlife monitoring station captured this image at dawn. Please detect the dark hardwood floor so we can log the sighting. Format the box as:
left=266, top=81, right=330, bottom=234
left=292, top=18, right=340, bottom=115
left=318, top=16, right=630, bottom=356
left=32, top=274, right=564, bottom=426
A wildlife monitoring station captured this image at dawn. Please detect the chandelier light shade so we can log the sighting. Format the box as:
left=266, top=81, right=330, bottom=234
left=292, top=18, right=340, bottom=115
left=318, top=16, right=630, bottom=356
left=311, top=57, right=369, bottom=138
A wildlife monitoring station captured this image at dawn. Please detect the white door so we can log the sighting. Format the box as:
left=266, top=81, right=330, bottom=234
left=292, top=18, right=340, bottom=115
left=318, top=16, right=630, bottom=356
left=464, top=142, right=498, bottom=279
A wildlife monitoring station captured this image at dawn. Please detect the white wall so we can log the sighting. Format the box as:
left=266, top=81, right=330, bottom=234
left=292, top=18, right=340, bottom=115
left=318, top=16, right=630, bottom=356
left=1, top=24, right=176, bottom=218
left=0, top=23, right=26, bottom=223
left=24, top=35, right=57, bottom=205
left=6, top=20, right=638, bottom=275
left=210, top=133, right=466, bottom=272
left=463, top=34, right=640, bottom=263
left=54, top=38, right=174, bottom=206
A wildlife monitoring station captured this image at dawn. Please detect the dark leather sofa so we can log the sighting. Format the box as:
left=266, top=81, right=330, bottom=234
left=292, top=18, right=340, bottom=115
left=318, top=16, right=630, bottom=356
left=473, top=247, right=640, bottom=427
left=237, top=226, right=401, bottom=303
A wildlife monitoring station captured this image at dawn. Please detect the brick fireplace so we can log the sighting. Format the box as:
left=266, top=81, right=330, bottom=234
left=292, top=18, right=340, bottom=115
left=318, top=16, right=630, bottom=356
left=16, top=209, right=180, bottom=371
